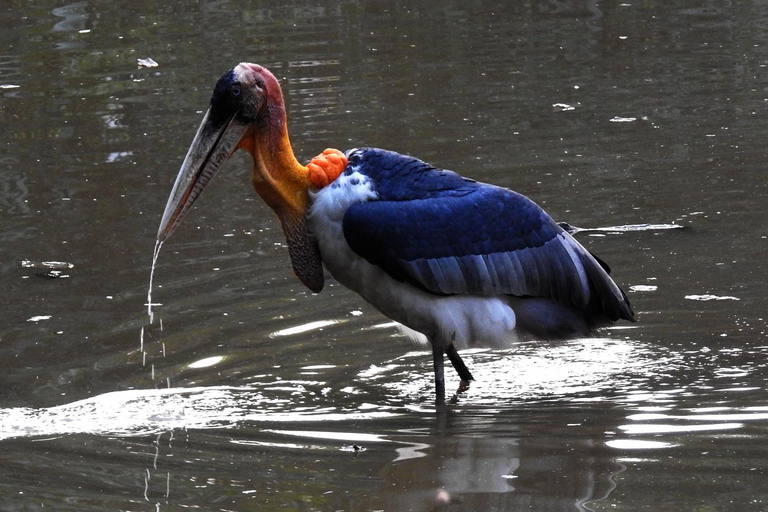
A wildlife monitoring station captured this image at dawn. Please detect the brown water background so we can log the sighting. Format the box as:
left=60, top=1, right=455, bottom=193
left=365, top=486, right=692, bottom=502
left=2, top=1, right=768, bottom=510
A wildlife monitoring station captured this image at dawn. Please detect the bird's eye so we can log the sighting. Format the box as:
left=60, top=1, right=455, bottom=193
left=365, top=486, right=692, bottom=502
left=231, top=84, right=241, bottom=97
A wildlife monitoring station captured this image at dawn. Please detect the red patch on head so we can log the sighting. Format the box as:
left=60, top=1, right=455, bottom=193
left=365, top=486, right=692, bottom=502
left=236, top=62, right=284, bottom=110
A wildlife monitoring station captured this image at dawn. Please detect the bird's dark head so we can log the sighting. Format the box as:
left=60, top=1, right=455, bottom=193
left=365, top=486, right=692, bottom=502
left=208, top=64, right=282, bottom=126
left=156, top=63, right=325, bottom=292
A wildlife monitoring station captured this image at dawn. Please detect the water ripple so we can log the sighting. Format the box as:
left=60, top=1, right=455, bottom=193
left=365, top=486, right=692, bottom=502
left=0, top=383, right=398, bottom=441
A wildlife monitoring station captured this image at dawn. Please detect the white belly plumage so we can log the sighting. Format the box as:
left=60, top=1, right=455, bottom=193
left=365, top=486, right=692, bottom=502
left=308, top=169, right=520, bottom=350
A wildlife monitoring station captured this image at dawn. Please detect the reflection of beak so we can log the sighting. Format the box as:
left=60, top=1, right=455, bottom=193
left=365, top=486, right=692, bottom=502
left=157, top=109, right=249, bottom=242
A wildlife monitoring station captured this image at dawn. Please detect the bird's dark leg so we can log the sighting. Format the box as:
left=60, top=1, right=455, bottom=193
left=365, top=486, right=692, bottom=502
left=432, top=344, right=446, bottom=404
left=446, top=344, right=473, bottom=381
left=446, top=343, right=473, bottom=393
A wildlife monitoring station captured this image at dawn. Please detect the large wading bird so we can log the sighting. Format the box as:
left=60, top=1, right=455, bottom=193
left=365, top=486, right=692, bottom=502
left=157, top=63, right=635, bottom=403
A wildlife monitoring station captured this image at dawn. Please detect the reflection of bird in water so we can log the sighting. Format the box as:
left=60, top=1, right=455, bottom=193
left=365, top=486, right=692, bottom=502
left=156, top=63, right=635, bottom=402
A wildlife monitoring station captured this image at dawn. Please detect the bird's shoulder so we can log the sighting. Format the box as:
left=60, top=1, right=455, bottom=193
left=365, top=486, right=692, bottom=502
left=344, top=147, right=478, bottom=201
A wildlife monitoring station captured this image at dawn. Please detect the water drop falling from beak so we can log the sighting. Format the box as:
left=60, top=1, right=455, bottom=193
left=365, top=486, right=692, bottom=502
left=147, top=239, right=164, bottom=323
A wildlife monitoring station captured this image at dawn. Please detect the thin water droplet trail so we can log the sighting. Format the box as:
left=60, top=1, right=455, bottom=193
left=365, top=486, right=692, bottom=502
left=147, top=240, right=164, bottom=323
left=141, top=240, right=168, bottom=372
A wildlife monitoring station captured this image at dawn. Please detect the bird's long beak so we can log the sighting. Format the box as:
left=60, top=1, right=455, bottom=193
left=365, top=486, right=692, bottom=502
left=157, top=109, right=249, bottom=242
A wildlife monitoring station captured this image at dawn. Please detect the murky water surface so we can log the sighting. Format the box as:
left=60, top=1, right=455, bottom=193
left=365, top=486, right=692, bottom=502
left=2, top=1, right=768, bottom=510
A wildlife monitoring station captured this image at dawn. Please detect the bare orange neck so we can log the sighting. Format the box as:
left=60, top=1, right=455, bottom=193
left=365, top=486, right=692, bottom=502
left=239, top=115, right=311, bottom=221
left=240, top=117, right=347, bottom=219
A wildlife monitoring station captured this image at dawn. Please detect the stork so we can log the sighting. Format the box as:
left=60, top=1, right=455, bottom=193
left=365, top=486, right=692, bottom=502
left=157, top=63, right=635, bottom=403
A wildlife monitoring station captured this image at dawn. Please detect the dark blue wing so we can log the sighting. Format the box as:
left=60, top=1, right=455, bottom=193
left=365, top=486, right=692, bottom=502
left=342, top=148, right=634, bottom=321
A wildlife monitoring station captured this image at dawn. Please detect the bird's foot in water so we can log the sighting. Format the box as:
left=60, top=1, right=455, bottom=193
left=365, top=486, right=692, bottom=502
left=307, top=148, right=348, bottom=188
left=442, top=381, right=472, bottom=405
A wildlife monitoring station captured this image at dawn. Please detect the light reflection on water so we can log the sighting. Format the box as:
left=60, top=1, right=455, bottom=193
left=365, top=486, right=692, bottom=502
left=0, top=383, right=398, bottom=441
left=1, top=333, right=764, bottom=458
left=373, top=337, right=656, bottom=403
